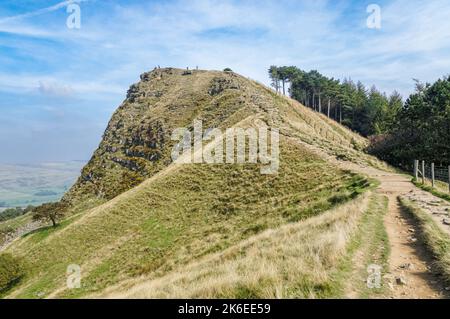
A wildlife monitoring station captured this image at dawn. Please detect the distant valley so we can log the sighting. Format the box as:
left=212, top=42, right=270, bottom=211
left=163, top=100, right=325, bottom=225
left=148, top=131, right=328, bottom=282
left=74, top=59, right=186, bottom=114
left=0, top=161, right=85, bottom=210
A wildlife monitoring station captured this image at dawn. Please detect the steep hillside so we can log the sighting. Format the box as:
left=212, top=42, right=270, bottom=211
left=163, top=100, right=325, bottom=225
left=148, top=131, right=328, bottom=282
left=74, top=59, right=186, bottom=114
left=100, top=192, right=378, bottom=298
left=63, top=68, right=255, bottom=209
left=63, top=68, right=380, bottom=211
left=1, top=68, right=384, bottom=298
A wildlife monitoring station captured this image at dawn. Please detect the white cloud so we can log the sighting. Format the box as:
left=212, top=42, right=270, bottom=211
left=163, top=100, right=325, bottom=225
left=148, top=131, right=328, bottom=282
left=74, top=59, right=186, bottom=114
left=0, top=22, right=54, bottom=37
left=38, top=81, right=74, bottom=96
left=2, top=0, right=450, bottom=99
left=2, top=0, right=450, bottom=163
left=0, top=73, right=123, bottom=100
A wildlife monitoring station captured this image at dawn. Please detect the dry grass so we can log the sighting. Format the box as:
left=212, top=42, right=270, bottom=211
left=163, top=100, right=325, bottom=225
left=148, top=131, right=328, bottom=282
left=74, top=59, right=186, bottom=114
left=99, top=193, right=371, bottom=299
left=2, top=69, right=382, bottom=299
left=341, top=194, right=389, bottom=298
left=65, top=68, right=383, bottom=211
left=432, top=180, right=450, bottom=195
left=413, top=178, right=450, bottom=202
left=4, top=137, right=370, bottom=299
left=0, top=213, right=34, bottom=247
left=248, top=80, right=387, bottom=170
left=0, top=213, right=32, bottom=234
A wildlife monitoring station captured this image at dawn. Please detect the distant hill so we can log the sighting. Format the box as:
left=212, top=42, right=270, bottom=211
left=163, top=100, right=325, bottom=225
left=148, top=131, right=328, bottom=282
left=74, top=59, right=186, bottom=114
left=2, top=68, right=386, bottom=298
left=63, top=68, right=377, bottom=211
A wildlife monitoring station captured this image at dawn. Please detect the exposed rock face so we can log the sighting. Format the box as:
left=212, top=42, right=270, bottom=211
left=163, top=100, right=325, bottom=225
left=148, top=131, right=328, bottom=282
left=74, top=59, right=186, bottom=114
left=208, top=76, right=240, bottom=96
left=63, top=68, right=257, bottom=206
left=0, top=220, right=42, bottom=251
left=62, top=67, right=369, bottom=210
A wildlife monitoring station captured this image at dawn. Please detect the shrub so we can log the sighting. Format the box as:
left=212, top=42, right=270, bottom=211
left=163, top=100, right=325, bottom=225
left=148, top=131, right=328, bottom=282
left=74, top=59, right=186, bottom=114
left=223, top=68, right=233, bottom=72
left=33, top=202, right=67, bottom=227
left=0, top=253, right=24, bottom=292
left=0, top=206, right=34, bottom=222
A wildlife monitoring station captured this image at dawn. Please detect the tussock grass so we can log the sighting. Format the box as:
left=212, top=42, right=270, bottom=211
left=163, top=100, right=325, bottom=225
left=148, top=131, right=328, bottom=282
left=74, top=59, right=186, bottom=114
left=257, top=84, right=389, bottom=171
left=3, top=138, right=372, bottom=299
left=399, top=196, right=450, bottom=283
left=337, top=194, right=389, bottom=298
left=101, top=193, right=372, bottom=299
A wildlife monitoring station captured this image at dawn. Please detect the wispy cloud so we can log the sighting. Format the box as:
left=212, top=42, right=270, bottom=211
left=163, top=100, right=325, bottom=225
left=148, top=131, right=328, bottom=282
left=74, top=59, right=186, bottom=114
left=1, top=0, right=450, bottom=162
left=0, top=73, right=123, bottom=97
left=0, top=0, right=89, bottom=23
left=38, top=81, right=74, bottom=96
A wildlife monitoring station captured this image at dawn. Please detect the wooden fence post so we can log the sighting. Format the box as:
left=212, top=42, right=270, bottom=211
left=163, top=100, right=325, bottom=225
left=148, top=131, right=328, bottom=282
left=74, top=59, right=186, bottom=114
left=422, top=161, right=425, bottom=184
left=448, top=166, right=450, bottom=193
left=414, top=160, right=418, bottom=180
left=431, top=163, right=435, bottom=188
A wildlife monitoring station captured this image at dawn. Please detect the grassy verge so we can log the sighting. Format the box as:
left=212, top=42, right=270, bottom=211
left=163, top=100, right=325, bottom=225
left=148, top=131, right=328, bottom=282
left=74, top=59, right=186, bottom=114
left=412, top=178, right=450, bottom=202
left=328, top=193, right=390, bottom=298
left=399, top=196, right=450, bottom=284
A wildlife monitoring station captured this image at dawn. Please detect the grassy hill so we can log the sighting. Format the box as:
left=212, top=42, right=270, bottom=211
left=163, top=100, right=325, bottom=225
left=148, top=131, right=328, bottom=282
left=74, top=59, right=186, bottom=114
left=1, top=68, right=385, bottom=298
left=99, top=192, right=390, bottom=299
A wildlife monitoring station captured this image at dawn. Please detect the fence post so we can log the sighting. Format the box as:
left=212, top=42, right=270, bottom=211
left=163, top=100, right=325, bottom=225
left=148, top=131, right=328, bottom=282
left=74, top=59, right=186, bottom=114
left=431, top=163, right=435, bottom=188
left=422, top=160, right=425, bottom=184
left=448, top=166, right=450, bottom=193
left=414, top=160, right=418, bottom=180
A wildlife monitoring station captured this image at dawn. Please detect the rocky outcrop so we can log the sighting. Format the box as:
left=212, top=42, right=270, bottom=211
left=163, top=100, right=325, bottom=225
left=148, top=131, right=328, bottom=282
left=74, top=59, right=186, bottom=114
left=62, top=68, right=253, bottom=205
left=0, top=220, right=42, bottom=252
left=208, top=76, right=240, bottom=96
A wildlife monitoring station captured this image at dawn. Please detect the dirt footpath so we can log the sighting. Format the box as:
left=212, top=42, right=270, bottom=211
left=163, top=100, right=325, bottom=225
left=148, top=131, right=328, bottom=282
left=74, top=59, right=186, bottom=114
left=342, top=164, right=450, bottom=298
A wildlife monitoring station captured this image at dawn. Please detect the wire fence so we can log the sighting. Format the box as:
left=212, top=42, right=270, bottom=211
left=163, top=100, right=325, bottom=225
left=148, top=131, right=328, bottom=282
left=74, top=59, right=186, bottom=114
left=414, top=160, right=450, bottom=193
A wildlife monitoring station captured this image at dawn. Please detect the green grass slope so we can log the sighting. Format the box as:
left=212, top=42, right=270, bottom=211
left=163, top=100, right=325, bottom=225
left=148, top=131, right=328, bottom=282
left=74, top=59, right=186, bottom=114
left=4, top=139, right=373, bottom=298
left=100, top=192, right=386, bottom=299
left=63, top=68, right=380, bottom=212
left=2, top=68, right=383, bottom=298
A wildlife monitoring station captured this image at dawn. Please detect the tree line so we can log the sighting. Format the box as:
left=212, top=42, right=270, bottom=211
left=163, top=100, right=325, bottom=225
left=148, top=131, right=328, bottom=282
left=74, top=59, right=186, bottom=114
left=369, top=77, right=450, bottom=167
left=269, top=66, right=450, bottom=166
left=0, top=202, right=66, bottom=228
left=0, top=206, right=34, bottom=222
left=268, top=65, right=402, bottom=137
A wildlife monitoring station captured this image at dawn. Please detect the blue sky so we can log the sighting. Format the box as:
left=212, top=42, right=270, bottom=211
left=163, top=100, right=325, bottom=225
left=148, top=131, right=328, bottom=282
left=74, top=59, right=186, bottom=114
left=1, top=0, right=450, bottom=163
